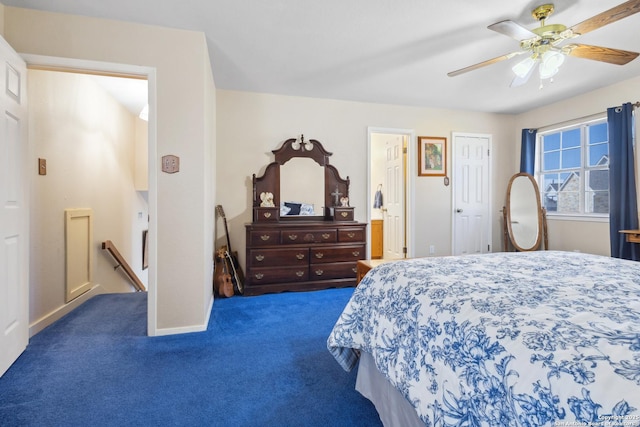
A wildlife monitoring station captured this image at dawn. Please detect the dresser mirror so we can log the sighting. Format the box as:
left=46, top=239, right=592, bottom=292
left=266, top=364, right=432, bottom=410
left=503, top=172, right=548, bottom=251
left=252, top=136, right=351, bottom=221
left=279, top=157, right=325, bottom=216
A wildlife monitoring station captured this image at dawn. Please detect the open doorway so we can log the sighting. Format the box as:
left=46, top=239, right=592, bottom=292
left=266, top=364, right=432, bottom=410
left=367, top=128, right=415, bottom=260
left=24, top=57, right=156, bottom=336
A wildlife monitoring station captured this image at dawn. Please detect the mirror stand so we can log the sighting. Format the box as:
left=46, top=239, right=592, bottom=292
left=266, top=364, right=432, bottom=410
left=251, top=136, right=351, bottom=222
left=503, top=172, right=548, bottom=252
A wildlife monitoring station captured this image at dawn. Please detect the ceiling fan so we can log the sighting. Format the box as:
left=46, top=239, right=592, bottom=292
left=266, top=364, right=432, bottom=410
left=448, top=0, right=640, bottom=87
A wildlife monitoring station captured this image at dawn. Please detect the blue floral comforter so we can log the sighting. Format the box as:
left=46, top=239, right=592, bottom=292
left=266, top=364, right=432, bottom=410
left=327, top=251, right=640, bottom=426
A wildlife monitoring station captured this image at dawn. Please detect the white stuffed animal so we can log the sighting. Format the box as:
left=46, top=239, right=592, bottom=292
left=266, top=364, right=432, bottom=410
left=260, top=192, right=275, bottom=207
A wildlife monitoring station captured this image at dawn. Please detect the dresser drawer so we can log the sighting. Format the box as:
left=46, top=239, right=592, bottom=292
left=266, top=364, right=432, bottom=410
left=248, top=266, right=308, bottom=284
left=249, top=230, right=280, bottom=246
left=248, top=248, right=308, bottom=267
left=281, top=229, right=337, bottom=244
left=310, top=245, right=365, bottom=263
left=309, top=262, right=358, bottom=281
left=338, top=227, right=365, bottom=242
left=332, top=207, right=354, bottom=221
left=253, top=207, right=279, bottom=222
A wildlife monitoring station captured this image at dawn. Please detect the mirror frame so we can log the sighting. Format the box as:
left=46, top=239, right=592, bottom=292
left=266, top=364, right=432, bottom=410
left=252, top=137, right=350, bottom=221
left=503, top=172, right=548, bottom=251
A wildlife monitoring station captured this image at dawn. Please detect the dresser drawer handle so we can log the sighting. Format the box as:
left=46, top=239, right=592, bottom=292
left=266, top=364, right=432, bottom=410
left=341, top=212, right=348, bottom=218
left=295, top=271, right=304, bottom=277
left=260, top=235, right=270, bottom=241
left=352, top=251, right=360, bottom=257
left=255, top=255, right=265, bottom=262
left=296, top=253, right=305, bottom=260
left=322, top=233, right=331, bottom=239
left=352, top=267, right=357, bottom=273
left=255, top=273, right=264, bottom=280
left=315, top=253, right=324, bottom=259
left=347, top=232, right=355, bottom=238
left=263, top=212, right=272, bottom=218
left=288, top=234, right=298, bottom=241
left=315, top=269, right=324, bottom=276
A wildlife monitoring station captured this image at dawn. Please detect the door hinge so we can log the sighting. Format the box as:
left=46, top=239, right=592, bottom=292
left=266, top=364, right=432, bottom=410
left=487, top=244, right=491, bottom=251
left=403, top=247, right=407, bottom=257
left=403, top=147, right=407, bottom=154
left=487, top=149, right=490, bottom=156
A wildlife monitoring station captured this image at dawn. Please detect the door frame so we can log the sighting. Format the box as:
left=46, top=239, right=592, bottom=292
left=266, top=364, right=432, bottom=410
left=20, top=54, right=158, bottom=336
left=451, top=132, right=493, bottom=255
left=367, top=127, right=415, bottom=259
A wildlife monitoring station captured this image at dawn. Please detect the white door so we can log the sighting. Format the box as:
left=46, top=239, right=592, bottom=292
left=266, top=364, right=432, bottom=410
left=0, top=37, right=28, bottom=377
left=383, top=135, right=405, bottom=259
left=452, top=133, right=491, bottom=256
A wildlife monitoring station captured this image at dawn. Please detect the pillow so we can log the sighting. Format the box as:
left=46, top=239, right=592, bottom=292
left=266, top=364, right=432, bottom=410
left=284, top=202, right=302, bottom=215
left=280, top=204, right=291, bottom=216
left=299, top=203, right=315, bottom=216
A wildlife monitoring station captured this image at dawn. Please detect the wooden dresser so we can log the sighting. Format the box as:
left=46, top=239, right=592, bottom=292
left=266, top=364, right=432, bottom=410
left=243, top=136, right=366, bottom=295
left=245, top=221, right=367, bottom=295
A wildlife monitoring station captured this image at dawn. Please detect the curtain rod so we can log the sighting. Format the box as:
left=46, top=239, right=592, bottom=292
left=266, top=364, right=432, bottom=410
left=536, top=101, right=639, bottom=133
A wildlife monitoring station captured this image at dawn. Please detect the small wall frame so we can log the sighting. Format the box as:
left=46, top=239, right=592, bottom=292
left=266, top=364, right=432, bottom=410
left=418, top=136, right=447, bottom=177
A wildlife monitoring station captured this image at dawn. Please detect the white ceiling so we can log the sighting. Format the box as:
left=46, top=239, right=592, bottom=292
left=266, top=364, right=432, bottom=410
left=89, top=75, right=147, bottom=116
left=5, top=0, right=640, bottom=114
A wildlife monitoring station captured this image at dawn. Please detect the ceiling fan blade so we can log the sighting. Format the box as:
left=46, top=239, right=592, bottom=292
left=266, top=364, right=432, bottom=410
left=488, top=20, right=538, bottom=41
left=447, top=51, right=525, bottom=77
left=569, top=0, right=640, bottom=36
left=564, top=43, right=640, bottom=65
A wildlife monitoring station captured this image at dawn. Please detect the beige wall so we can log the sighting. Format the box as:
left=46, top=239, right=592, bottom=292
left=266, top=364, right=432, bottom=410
left=28, top=70, right=148, bottom=331
left=4, top=6, right=216, bottom=334
left=216, top=90, right=516, bottom=265
left=6, top=3, right=637, bottom=337
left=514, top=75, right=640, bottom=256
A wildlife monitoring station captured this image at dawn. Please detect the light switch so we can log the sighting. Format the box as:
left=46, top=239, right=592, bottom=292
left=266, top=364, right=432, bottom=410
left=38, top=158, right=47, bottom=175
left=161, top=155, right=179, bottom=174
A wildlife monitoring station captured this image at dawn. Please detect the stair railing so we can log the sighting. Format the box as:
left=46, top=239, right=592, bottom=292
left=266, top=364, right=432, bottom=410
left=101, top=240, right=146, bottom=292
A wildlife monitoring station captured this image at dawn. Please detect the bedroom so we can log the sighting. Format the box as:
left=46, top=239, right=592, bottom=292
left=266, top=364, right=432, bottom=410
left=1, top=1, right=639, bottom=422
left=1, top=0, right=637, bottom=334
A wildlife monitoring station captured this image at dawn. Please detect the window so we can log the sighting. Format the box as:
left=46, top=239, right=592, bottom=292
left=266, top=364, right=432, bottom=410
left=537, top=118, right=609, bottom=216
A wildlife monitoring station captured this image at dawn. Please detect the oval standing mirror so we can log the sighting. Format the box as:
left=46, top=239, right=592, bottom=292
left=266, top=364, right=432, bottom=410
left=504, top=172, right=546, bottom=251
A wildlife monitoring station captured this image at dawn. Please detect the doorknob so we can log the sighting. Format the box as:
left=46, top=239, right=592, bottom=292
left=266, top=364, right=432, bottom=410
left=456, top=209, right=463, bottom=213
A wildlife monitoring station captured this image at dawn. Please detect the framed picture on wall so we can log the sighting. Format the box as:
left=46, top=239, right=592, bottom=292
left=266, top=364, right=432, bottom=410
left=418, top=136, right=447, bottom=177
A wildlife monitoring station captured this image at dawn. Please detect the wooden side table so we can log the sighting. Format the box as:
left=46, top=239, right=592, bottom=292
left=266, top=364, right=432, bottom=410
left=620, top=229, right=640, bottom=243
left=356, top=259, right=397, bottom=284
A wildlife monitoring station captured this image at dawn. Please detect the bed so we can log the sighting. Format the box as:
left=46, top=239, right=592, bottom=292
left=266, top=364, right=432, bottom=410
left=327, top=251, right=640, bottom=426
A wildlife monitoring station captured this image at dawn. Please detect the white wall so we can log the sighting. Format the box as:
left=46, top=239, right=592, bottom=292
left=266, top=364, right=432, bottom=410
left=28, top=69, right=148, bottom=331
left=216, top=90, right=516, bottom=266
left=514, top=75, right=640, bottom=256
left=5, top=6, right=216, bottom=334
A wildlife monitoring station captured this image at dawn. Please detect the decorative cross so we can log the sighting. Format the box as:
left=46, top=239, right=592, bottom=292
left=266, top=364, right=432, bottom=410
left=331, top=186, right=343, bottom=206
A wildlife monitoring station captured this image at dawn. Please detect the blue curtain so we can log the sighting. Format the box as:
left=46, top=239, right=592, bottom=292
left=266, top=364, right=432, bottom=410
left=520, top=129, right=537, bottom=174
left=608, top=102, right=639, bottom=260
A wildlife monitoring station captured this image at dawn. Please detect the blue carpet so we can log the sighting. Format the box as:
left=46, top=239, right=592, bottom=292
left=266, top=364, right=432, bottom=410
left=0, top=289, right=381, bottom=426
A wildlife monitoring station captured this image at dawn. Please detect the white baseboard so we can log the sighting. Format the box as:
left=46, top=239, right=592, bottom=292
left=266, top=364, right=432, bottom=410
left=29, top=284, right=106, bottom=337
left=151, top=294, right=214, bottom=337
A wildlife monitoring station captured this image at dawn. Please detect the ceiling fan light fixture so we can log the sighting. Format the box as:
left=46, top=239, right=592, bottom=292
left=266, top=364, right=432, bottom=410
left=538, top=50, right=565, bottom=80
left=538, top=62, right=559, bottom=80
left=541, top=50, right=565, bottom=69
left=512, top=56, right=536, bottom=78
